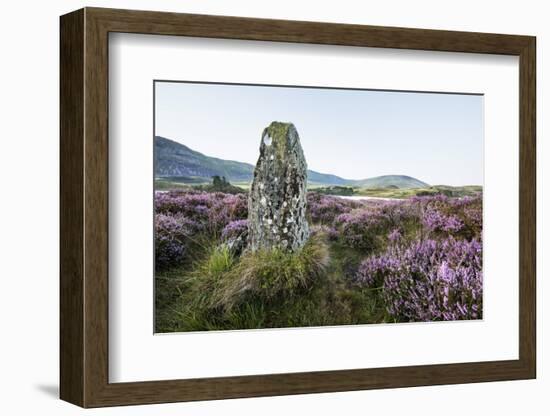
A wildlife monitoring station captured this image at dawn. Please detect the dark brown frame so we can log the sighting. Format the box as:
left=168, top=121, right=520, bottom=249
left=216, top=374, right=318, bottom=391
left=60, top=7, right=536, bottom=408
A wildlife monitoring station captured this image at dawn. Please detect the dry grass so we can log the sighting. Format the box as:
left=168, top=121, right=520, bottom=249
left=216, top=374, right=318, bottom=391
left=193, top=234, right=330, bottom=311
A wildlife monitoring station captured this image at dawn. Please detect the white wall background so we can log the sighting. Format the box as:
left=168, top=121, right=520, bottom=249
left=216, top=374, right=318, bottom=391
left=0, top=0, right=546, bottom=414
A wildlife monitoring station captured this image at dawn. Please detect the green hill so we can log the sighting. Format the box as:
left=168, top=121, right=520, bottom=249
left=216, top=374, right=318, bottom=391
left=155, top=136, right=252, bottom=182
left=154, top=136, right=430, bottom=189
left=351, top=175, right=429, bottom=189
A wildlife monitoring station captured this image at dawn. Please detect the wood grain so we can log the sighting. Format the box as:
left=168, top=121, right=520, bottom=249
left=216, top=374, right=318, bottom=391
left=59, top=8, right=84, bottom=406
left=60, top=7, right=537, bottom=408
left=519, top=38, right=537, bottom=376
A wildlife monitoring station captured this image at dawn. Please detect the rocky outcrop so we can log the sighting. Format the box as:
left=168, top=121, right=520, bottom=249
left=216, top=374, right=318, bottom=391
left=247, top=122, right=309, bottom=252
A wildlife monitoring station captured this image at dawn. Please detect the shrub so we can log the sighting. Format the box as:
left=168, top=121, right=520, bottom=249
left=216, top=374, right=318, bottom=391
left=334, top=211, right=381, bottom=250
left=221, top=219, right=249, bottom=256
left=355, top=237, right=482, bottom=321
left=307, top=193, right=361, bottom=224
left=332, top=200, right=421, bottom=250
left=334, top=206, right=401, bottom=250
left=155, top=213, right=200, bottom=270
left=422, top=206, right=464, bottom=233
left=155, top=190, right=248, bottom=234
left=459, top=198, right=483, bottom=239
left=387, top=228, right=403, bottom=244
left=413, top=194, right=482, bottom=239
left=221, top=219, right=249, bottom=240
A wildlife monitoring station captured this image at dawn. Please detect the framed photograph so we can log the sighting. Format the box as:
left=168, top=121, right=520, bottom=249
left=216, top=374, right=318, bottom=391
left=60, top=7, right=536, bottom=408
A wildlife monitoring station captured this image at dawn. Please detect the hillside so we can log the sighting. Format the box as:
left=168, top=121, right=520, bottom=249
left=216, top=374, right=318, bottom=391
left=155, top=136, right=430, bottom=189
left=155, top=136, right=252, bottom=182
left=351, top=175, right=429, bottom=189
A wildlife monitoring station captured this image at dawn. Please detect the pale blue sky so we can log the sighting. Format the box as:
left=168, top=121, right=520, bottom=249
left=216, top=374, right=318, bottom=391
left=154, top=81, right=483, bottom=186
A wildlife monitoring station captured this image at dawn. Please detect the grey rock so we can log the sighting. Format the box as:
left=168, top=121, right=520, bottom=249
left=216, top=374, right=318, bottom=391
left=223, top=230, right=248, bottom=257
left=248, top=122, right=309, bottom=251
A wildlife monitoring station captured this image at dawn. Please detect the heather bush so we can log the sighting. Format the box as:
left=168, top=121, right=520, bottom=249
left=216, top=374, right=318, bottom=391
left=356, top=237, right=482, bottom=321
left=221, top=219, right=249, bottom=255
left=387, top=228, right=403, bottom=244
left=460, top=198, right=483, bottom=238
left=221, top=219, right=249, bottom=240
left=155, top=213, right=200, bottom=270
left=307, top=193, right=361, bottom=224
left=155, top=190, right=248, bottom=233
left=414, top=194, right=482, bottom=239
left=422, top=206, right=464, bottom=233
left=334, top=211, right=381, bottom=250
left=334, top=200, right=418, bottom=250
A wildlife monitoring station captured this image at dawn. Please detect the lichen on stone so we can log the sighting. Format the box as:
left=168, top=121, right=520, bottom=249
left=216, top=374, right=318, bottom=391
left=247, top=122, right=310, bottom=252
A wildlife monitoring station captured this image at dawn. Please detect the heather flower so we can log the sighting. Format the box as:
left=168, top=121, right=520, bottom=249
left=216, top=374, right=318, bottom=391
left=327, top=226, right=339, bottom=241
left=221, top=219, right=249, bottom=240
left=155, top=190, right=248, bottom=233
left=411, top=194, right=482, bottom=239
left=307, top=193, right=361, bottom=224
left=155, top=213, right=200, bottom=270
left=388, top=228, right=402, bottom=244
left=356, top=237, right=482, bottom=321
left=334, top=200, right=417, bottom=250
left=422, top=207, right=464, bottom=233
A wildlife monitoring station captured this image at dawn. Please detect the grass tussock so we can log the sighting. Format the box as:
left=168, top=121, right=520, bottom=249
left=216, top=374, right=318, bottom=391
left=155, top=231, right=389, bottom=332
left=194, top=234, right=329, bottom=311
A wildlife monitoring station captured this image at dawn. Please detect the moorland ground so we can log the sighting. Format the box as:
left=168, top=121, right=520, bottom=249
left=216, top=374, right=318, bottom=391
left=155, top=186, right=483, bottom=332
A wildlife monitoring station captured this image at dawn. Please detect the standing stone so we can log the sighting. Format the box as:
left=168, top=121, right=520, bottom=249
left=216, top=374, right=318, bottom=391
left=248, top=122, right=309, bottom=252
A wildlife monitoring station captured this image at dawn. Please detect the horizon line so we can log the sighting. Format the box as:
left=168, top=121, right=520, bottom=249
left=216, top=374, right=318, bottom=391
left=155, top=136, right=482, bottom=188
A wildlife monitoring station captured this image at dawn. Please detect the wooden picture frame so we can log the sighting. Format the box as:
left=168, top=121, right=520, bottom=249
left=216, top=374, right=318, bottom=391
left=60, top=7, right=536, bottom=408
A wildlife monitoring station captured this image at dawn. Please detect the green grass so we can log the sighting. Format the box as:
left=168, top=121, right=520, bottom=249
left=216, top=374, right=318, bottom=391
left=355, top=185, right=482, bottom=199
left=212, top=234, right=329, bottom=308
left=155, top=175, right=482, bottom=199
left=155, top=178, right=247, bottom=193
left=154, top=180, right=192, bottom=190
left=155, top=232, right=390, bottom=332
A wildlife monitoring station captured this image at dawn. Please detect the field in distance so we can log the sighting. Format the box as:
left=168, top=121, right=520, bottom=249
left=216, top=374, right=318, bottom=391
left=155, top=177, right=481, bottom=199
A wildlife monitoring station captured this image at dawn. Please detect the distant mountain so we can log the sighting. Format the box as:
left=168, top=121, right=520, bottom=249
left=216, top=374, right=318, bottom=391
left=307, top=171, right=350, bottom=186
left=155, top=136, right=252, bottom=182
left=351, top=175, right=429, bottom=189
left=155, top=136, right=429, bottom=189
